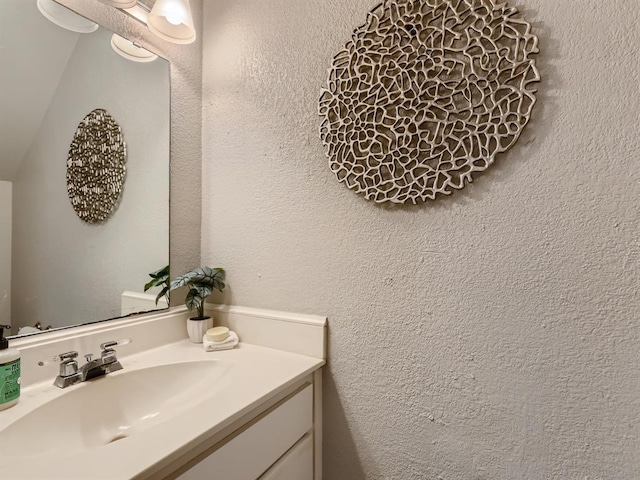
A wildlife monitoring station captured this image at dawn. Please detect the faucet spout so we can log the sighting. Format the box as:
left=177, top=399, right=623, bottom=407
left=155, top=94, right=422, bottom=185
left=80, top=355, right=122, bottom=381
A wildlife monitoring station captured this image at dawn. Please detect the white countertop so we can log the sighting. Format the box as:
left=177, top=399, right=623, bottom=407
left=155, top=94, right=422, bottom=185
left=0, top=340, right=324, bottom=480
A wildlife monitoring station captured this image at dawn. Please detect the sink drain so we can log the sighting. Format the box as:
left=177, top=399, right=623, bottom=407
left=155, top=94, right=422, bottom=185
left=107, top=433, right=129, bottom=444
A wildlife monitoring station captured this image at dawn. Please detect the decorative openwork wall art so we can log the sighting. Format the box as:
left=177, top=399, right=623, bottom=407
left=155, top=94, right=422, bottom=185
left=319, top=0, right=540, bottom=203
left=66, top=108, right=127, bottom=223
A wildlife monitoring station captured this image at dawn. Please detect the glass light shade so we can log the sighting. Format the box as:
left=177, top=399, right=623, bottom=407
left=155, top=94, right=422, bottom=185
left=36, top=0, right=99, bottom=33
left=100, top=0, right=138, bottom=7
left=147, top=0, right=196, bottom=45
left=100, top=0, right=137, bottom=8
left=110, top=34, right=158, bottom=62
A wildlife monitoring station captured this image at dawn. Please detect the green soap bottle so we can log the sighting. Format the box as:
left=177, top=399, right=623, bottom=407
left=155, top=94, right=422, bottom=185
left=0, top=325, right=20, bottom=410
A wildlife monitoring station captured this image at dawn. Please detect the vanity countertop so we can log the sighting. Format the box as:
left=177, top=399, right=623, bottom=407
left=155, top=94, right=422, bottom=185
left=0, top=340, right=324, bottom=480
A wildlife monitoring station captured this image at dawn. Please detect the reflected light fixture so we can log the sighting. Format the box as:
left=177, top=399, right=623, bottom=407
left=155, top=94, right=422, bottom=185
left=147, top=0, right=196, bottom=44
left=100, top=0, right=138, bottom=7
left=111, top=34, right=158, bottom=62
left=36, top=0, right=99, bottom=33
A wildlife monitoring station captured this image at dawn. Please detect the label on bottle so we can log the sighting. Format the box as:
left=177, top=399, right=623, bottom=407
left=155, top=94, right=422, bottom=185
left=0, top=359, right=20, bottom=404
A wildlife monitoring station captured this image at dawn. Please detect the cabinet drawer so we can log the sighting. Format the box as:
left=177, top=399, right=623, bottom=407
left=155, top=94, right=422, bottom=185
left=177, top=384, right=313, bottom=480
left=258, top=432, right=313, bottom=480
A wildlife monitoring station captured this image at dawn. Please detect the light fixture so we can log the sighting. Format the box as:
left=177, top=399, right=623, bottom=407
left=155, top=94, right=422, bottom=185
left=111, top=34, right=158, bottom=62
left=100, top=0, right=137, bottom=8
left=36, top=0, right=99, bottom=33
left=147, top=0, right=196, bottom=45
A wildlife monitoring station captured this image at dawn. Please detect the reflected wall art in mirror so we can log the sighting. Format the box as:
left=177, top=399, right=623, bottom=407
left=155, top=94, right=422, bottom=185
left=0, top=0, right=170, bottom=337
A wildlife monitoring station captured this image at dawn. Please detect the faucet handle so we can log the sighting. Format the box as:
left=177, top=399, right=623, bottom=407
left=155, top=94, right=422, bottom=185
left=38, top=351, right=79, bottom=378
left=60, top=351, right=79, bottom=361
left=100, top=338, right=132, bottom=352
left=37, top=351, right=78, bottom=366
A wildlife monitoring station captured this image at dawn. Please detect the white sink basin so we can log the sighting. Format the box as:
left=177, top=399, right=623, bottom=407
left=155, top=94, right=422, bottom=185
left=0, top=360, right=231, bottom=457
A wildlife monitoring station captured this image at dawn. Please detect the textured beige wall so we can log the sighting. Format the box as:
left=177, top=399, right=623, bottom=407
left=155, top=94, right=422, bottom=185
left=58, top=0, right=203, bottom=291
left=202, top=0, right=640, bottom=478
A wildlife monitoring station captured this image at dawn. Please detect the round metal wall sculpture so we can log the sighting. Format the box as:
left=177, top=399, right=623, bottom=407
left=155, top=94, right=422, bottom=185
left=319, top=0, right=540, bottom=203
left=66, top=108, right=126, bottom=223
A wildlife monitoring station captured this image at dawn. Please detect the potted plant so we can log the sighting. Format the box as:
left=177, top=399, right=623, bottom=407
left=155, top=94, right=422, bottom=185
left=144, top=265, right=170, bottom=306
left=169, top=266, right=226, bottom=343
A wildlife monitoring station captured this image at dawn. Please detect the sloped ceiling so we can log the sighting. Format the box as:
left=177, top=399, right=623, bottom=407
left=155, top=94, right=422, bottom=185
left=0, top=0, right=80, bottom=181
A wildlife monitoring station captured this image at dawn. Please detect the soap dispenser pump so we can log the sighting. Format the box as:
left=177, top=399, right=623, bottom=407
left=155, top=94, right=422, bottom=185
left=0, top=325, right=20, bottom=410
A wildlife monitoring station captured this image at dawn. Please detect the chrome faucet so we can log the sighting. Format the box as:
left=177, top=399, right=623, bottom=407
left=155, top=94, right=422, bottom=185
left=80, top=340, right=126, bottom=381
left=41, top=338, right=131, bottom=388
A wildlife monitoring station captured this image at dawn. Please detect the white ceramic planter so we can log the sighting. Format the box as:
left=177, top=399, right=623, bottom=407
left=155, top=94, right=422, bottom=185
left=186, top=317, right=213, bottom=343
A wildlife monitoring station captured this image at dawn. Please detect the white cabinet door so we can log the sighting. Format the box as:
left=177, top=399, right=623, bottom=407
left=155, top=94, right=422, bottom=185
left=178, top=385, right=313, bottom=480
left=258, top=433, right=313, bottom=480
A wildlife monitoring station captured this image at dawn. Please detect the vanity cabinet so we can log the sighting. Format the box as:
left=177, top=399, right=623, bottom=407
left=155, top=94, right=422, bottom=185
left=258, top=433, right=313, bottom=480
left=6, top=306, right=326, bottom=480
left=169, top=373, right=321, bottom=480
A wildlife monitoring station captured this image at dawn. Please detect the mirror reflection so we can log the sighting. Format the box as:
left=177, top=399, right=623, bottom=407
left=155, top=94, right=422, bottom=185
left=0, top=1, right=170, bottom=337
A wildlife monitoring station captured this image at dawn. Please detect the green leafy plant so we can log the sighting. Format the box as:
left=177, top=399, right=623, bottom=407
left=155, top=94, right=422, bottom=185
left=144, top=265, right=170, bottom=306
left=169, top=266, right=226, bottom=319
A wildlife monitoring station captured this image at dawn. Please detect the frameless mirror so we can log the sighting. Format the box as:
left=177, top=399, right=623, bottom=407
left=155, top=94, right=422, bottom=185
left=0, top=0, right=170, bottom=337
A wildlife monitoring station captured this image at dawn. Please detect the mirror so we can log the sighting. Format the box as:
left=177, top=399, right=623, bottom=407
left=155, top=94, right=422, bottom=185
left=0, top=1, right=170, bottom=337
